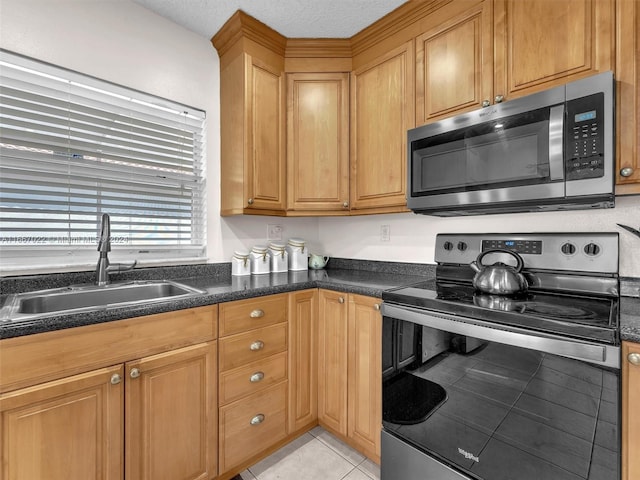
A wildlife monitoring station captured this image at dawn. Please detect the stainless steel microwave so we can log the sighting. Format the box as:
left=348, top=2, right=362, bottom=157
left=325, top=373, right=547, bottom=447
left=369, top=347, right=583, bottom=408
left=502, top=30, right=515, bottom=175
left=407, top=71, right=615, bottom=216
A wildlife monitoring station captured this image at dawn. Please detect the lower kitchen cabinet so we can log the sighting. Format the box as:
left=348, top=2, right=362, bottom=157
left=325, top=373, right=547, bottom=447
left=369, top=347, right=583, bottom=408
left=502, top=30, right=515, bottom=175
left=125, top=342, right=217, bottom=480
left=0, top=341, right=217, bottom=480
left=217, top=294, right=290, bottom=477
left=288, top=289, right=318, bottom=432
left=318, top=290, right=382, bottom=462
left=0, top=306, right=218, bottom=480
left=1, top=365, right=124, bottom=480
left=623, top=341, right=640, bottom=480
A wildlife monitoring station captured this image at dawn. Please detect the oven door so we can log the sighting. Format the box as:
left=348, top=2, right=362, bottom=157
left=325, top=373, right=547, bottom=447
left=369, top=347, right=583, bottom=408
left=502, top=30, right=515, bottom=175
left=407, top=88, right=566, bottom=212
left=381, top=303, right=620, bottom=480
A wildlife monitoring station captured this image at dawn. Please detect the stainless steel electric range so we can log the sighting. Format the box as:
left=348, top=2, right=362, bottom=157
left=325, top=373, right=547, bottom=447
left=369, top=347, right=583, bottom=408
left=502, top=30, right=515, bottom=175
left=381, top=233, right=620, bottom=480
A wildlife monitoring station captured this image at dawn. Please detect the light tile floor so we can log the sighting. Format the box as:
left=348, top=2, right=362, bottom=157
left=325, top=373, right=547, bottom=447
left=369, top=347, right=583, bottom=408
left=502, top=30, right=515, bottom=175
left=238, top=426, right=380, bottom=480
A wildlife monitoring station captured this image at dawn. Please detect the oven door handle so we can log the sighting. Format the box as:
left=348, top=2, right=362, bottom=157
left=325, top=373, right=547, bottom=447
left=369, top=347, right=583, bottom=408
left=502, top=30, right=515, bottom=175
left=382, top=303, right=619, bottom=369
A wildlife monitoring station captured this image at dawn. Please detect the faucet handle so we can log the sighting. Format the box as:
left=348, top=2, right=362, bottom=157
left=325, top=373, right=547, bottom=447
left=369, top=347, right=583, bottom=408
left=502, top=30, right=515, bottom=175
left=107, top=260, right=137, bottom=274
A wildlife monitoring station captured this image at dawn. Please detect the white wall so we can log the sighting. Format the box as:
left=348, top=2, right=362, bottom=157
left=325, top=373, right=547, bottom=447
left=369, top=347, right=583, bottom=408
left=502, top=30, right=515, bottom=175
left=1, top=0, right=638, bottom=276
left=317, top=196, right=640, bottom=276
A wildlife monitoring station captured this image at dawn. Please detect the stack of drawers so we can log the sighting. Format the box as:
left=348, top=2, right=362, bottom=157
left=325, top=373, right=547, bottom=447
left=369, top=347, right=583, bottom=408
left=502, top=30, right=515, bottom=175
left=218, top=294, right=289, bottom=474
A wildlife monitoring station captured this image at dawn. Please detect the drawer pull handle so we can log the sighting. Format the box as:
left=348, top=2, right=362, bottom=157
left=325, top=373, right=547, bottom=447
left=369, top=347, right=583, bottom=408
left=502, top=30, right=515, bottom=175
left=250, top=340, right=265, bottom=351
left=130, top=368, right=141, bottom=379
left=250, top=414, right=265, bottom=425
left=250, top=309, right=265, bottom=318
left=629, top=353, right=640, bottom=366
left=374, top=303, right=381, bottom=311
left=338, top=297, right=345, bottom=304
left=250, top=371, right=265, bottom=383
left=110, top=373, right=122, bottom=385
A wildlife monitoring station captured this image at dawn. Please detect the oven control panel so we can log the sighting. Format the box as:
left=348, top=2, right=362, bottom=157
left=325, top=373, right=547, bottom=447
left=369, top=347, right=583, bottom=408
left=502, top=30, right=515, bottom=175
left=435, top=233, right=619, bottom=273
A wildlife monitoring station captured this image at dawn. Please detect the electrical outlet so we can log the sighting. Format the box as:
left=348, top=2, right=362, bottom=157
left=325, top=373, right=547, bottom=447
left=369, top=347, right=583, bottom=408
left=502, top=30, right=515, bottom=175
left=267, top=224, right=283, bottom=241
left=380, top=224, right=390, bottom=242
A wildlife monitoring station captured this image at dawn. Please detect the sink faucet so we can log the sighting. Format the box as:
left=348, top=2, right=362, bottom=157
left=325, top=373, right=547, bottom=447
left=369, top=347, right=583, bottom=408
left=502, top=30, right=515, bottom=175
left=96, top=213, right=137, bottom=286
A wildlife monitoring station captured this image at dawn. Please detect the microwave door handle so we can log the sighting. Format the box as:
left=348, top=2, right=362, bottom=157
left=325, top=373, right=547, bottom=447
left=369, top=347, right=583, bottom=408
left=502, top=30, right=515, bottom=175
left=548, top=104, right=565, bottom=180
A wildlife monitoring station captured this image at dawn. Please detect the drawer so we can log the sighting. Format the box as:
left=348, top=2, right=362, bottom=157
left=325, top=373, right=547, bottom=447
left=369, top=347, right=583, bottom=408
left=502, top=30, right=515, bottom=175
left=219, top=351, right=287, bottom=405
left=219, top=294, right=287, bottom=336
left=219, top=381, right=288, bottom=473
left=219, top=323, right=287, bottom=371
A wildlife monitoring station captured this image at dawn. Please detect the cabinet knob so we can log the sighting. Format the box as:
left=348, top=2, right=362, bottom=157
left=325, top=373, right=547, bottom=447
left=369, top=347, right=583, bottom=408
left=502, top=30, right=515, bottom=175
left=110, top=373, right=122, bottom=385
left=130, top=368, right=141, bottom=379
left=342, top=201, right=349, bottom=208
left=250, top=414, right=265, bottom=425
left=374, top=303, right=381, bottom=311
left=250, top=309, right=265, bottom=318
left=494, top=94, right=504, bottom=103
left=250, top=371, right=265, bottom=383
left=620, top=167, right=634, bottom=177
left=482, top=99, right=491, bottom=108
left=629, top=353, right=640, bottom=366
left=250, top=340, right=265, bottom=351
left=248, top=198, right=254, bottom=205
left=338, top=297, right=345, bottom=304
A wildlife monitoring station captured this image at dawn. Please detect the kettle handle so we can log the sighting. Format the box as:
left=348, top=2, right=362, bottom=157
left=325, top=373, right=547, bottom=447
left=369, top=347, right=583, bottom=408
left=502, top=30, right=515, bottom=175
left=475, top=249, right=525, bottom=272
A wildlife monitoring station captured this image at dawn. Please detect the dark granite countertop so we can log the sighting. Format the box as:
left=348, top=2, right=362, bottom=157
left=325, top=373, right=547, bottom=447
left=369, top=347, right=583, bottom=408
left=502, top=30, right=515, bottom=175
left=2, top=261, right=638, bottom=344
left=0, top=262, right=430, bottom=339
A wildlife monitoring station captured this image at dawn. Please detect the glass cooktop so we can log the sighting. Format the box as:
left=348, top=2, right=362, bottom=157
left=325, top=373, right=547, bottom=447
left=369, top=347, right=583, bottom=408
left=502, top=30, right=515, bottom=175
left=383, top=280, right=619, bottom=344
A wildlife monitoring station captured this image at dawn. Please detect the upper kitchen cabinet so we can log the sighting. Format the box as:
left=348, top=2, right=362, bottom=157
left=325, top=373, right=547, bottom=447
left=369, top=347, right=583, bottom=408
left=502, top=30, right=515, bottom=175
left=350, top=42, right=414, bottom=212
left=213, top=12, right=287, bottom=216
left=415, top=0, right=494, bottom=123
left=286, top=72, right=350, bottom=213
left=415, top=0, right=615, bottom=125
left=615, top=0, right=640, bottom=193
left=494, top=0, right=614, bottom=101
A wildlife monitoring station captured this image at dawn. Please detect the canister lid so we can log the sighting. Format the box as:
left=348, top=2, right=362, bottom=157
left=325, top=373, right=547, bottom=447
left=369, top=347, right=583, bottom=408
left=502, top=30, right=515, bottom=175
left=233, top=250, right=249, bottom=258
left=269, top=242, right=286, bottom=251
left=288, top=237, right=305, bottom=246
left=251, top=245, right=268, bottom=253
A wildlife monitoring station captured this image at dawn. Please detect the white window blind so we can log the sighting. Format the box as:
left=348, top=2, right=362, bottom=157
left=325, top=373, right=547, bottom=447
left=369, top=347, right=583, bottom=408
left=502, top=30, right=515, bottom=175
left=0, top=50, right=206, bottom=272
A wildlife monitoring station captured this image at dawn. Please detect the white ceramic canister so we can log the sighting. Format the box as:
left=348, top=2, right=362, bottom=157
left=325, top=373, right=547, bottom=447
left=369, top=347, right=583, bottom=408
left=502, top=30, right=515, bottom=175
left=269, top=242, right=288, bottom=273
left=287, top=237, right=308, bottom=271
left=250, top=245, right=271, bottom=275
left=231, top=250, right=250, bottom=276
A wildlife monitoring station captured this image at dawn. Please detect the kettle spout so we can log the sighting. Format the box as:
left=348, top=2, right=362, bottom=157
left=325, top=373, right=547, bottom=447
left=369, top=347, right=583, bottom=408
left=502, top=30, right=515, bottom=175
left=469, top=261, right=481, bottom=273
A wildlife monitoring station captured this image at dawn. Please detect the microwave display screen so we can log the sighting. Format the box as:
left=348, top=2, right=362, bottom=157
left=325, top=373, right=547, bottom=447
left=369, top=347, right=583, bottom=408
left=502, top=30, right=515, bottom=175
left=412, top=108, right=552, bottom=195
left=575, top=110, right=596, bottom=122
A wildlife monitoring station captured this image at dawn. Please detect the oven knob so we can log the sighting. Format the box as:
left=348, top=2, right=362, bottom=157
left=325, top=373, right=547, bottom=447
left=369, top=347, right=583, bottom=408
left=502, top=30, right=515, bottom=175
left=561, top=242, right=576, bottom=255
left=457, top=241, right=468, bottom=252
left=443, top=241, right=454, bottom=251
left=584, top=243, right=601, bottom=256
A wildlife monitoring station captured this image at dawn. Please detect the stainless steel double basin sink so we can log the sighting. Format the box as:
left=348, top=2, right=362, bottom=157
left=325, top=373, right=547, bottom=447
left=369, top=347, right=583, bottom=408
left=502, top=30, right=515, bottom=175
left=1, top=280, right=204, bottom=322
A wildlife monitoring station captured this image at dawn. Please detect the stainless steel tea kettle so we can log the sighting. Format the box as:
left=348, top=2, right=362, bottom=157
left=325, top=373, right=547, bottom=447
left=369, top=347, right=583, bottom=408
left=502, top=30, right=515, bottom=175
left=470, top=249, right=528, bottom=295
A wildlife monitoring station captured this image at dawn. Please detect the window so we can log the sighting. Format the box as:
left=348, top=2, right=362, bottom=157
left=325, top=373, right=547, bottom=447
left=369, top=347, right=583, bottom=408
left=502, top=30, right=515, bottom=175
left=0, top=50, right=206, bottom=273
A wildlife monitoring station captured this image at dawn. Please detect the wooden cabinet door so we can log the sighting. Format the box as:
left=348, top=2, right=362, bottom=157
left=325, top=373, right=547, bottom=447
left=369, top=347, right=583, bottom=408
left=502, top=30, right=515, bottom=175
left=245, top=55, right=286, bottom=212
left=1, top=365, right=123, bottom=480
left=623, top=341, right=640, bottom=480
left=125, top=342, right=216, bottom=480
left=615, top=0, right=640, bottom=193
left=287, top=73, right=350, bottom=212
left=288, top=289, right=318, bottom=432
left=347, top=294, right=382, bottom=462
left=415, top=0, right=493, bottom=124
left=350, top=41, right=414, bottom=212
left=317, top=289, right=348, bottom=435
left=494, top=0, right=614, bottom=101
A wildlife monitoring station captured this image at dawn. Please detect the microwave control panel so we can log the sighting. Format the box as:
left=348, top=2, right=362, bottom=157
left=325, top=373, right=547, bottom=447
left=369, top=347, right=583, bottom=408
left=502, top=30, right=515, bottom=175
left=565, top=93, right=605, bottom=180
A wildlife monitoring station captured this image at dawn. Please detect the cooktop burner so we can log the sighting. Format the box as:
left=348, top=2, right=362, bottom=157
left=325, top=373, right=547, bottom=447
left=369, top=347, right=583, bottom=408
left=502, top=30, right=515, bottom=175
left=383, top=280, right=619, bottom=344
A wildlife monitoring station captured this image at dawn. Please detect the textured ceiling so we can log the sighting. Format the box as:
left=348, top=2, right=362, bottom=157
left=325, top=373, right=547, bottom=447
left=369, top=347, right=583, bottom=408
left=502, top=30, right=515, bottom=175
left=132, top=0, right=408, bottom=39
